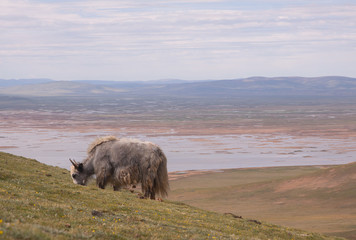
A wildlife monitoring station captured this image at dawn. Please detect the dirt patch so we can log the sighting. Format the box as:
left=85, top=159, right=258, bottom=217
left=188, top=138, right=214, bottom=142
left=169, top=169, right=223, bottom=181
left=275, top=163, right=356, bottom=192
left=0, top=146, right=18, bottom=149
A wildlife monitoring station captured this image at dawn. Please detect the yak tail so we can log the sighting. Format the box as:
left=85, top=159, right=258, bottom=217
left=153, top=148, right=170, bottom=198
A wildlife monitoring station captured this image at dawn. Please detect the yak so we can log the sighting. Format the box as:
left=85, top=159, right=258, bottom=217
left=70, top=136, right=169, bottom=199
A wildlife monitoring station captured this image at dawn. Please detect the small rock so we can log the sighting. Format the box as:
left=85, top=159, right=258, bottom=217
left=248, top=219, right=262, bottom=225
left=92, top=210, right=103, bottom=217
left=137, top=194, right=145, bottom=199
left=224, top=213, right=242, bottom=219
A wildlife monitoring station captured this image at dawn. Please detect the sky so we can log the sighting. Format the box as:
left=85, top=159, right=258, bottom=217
left=1, top=0, right=356, bottom=81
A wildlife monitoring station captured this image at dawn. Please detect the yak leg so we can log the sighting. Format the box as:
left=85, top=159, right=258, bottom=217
left=142, top=167, right=157, bottom=200
left=142, top=182, right=151, bottom=199
left=144, top=187, right=150, bottom=199
left=148, top=168, right=157, bottom=200
left=150, top=189, right=155, bottom=200
left=143, top=182, right=155, bottom=200
left=113, top=185, right=121, bottom=191
left=143, top=188, right=155, bottom=199
left=96, top=158, right=112, bottom=189
left=150, top=178, right=158, bottom=200
left=96, top=170, right=108, bottom=189
left=143, top=168, right=157, bottom=200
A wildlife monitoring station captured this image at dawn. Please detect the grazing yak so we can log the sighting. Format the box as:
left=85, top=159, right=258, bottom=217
left=70, top=136, right=169, bottom=199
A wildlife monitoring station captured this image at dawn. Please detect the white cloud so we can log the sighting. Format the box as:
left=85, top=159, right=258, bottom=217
left=0, top=0, right=356, bottom=80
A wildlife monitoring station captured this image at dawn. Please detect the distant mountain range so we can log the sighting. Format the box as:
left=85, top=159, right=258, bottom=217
left=0, top=78, right=53, bottom=87
left=0, top=76, right=355, bottom=97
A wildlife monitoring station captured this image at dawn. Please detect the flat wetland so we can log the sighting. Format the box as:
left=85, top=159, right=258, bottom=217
left=1, top=95, right=356, bottom=171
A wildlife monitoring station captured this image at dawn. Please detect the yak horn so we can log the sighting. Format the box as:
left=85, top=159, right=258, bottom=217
left=69, top=158, right=79, bottom=168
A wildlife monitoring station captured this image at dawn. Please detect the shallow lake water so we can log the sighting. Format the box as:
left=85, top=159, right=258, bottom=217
left=0, top=129, right=355, bottom=171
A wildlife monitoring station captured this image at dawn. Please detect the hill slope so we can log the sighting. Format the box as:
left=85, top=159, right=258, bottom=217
left=137, top=76, right=356, bottom=97
left=0, top=152, right=340, bottom=239
left=170, top=163, right=356, bottom=239
left=0, top=78, right=53, bottom=87
left=0, top=81, right=128, bottom=97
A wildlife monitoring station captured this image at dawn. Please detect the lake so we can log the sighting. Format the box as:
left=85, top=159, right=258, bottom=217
left=1, top=129, right=355, bottom=171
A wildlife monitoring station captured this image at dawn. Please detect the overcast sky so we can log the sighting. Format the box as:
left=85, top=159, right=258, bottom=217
left=1, top=0, right=356, bottom=81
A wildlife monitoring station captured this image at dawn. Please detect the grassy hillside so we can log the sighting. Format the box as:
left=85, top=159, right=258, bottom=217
left=169, top=164, right=356, bottom=239
left=0, top=152, right=341, bottom=239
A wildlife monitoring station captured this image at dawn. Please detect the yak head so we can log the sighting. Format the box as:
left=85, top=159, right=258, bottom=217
left=69, top=159, right=88, bottom=186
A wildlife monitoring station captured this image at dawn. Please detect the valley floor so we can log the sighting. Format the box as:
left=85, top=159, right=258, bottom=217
left=169, top=163, right=356, bottom=239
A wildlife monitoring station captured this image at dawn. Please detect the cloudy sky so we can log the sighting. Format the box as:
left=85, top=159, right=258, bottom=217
left=1, top=0, right=356, bottom=81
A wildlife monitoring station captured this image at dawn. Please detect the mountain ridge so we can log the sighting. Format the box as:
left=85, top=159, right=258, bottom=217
left=0, top=76, right=355, bottom=97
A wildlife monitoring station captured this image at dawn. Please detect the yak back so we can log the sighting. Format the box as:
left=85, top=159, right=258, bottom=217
left=109, top=138, right=161, bottom=168
left=87, top=136, right=118, bottom=155
left=88, top=137, right=162, bottom=168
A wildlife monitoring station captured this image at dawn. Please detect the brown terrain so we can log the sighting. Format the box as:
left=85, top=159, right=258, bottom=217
left=169, top=163, right=356, bottom=239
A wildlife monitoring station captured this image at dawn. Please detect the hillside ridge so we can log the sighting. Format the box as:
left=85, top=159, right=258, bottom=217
left=1, top=76, right=355, bottom=97
left=275, top=162, right=356, bottom=192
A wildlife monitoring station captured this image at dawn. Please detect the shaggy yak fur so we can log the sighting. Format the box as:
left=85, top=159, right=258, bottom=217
left=70, top=136, right=169, bottom=199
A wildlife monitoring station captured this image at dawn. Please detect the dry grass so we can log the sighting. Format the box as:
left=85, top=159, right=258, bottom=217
left=169, top=164, right=356, bottom=239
